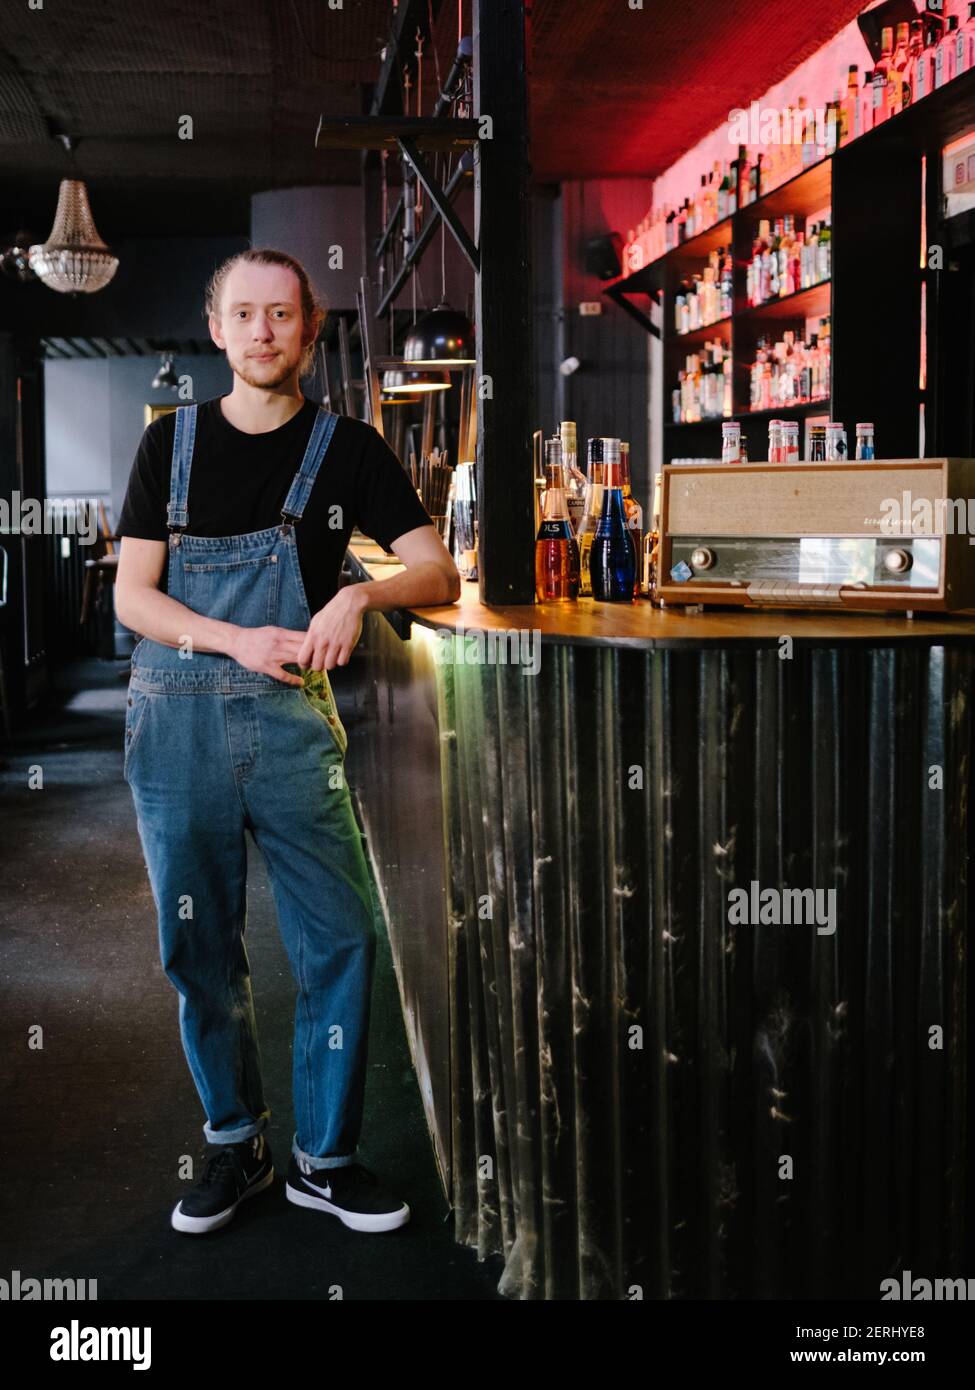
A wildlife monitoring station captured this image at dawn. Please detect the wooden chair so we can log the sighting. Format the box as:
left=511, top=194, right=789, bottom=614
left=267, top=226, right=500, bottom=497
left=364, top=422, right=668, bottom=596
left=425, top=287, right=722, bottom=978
left=80, top=500, right=121, bottom=627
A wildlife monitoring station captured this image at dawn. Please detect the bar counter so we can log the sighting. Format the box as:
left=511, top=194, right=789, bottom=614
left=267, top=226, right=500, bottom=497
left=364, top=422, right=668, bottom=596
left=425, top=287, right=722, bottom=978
left=343, top=536, right=973, bottom=1300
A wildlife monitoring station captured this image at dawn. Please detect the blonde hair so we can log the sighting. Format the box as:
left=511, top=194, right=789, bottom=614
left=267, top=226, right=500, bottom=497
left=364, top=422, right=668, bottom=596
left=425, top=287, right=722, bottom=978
left=204, top=248, right=327, bottom=379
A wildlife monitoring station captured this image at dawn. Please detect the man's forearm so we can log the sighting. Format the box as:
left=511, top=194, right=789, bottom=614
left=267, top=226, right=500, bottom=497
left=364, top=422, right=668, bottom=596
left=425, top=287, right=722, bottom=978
left=118, top=586, right=242, bottom=657
left=351, top=561, right=460, bottom=613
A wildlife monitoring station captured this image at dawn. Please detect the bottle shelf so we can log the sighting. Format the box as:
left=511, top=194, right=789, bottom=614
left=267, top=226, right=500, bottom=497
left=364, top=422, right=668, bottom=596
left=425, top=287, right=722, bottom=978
left=737, top=399, right=830, bottom=422
left=738, top=156, right=833, bottom=223
left=608, top=62, right=975, bottom=465
left=664, top=417, right=730, bottom=430
left=667, top=315, right=733, bottom=349
left=736, top=280, right=830, bottom=323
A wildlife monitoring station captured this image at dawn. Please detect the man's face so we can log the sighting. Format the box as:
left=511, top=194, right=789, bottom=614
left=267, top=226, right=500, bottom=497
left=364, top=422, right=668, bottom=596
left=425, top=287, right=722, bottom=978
left=209, top=261, right=315, bottom=389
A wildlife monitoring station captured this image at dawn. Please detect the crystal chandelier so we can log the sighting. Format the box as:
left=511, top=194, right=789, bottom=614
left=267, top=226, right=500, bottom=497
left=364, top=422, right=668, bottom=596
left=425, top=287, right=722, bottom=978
left=29, top=178, right=118, bottom=295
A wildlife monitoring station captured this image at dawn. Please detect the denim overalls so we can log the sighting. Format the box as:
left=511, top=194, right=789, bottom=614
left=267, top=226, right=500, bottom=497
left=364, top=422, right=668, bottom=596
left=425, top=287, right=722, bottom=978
left=123, top=401, right=377, bottom=1171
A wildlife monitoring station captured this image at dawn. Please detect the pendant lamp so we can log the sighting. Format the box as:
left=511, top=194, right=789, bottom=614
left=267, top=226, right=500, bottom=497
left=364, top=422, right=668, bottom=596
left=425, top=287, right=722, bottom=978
left=403, top=300, right=475, bottom=367
left=29, top=177, right=118, bottom=295
left=402, top=212, right=474, bottom=366
left=381, top=367, right=450, bottom=394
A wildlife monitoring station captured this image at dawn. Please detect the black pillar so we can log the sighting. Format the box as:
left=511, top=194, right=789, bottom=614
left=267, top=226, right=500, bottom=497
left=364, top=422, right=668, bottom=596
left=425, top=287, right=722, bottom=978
left=473, top=0, right=535, bottom=605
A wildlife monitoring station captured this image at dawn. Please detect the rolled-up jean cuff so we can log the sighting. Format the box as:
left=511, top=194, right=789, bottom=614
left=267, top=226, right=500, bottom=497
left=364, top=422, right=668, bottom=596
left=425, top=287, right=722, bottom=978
left=293, top=1134, right=356, bottom=1170
left=204, top=1115, right=268, bottom=1145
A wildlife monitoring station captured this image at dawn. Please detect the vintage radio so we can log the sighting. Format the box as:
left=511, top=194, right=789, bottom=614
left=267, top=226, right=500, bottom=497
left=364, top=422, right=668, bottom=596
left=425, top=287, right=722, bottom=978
left=657, top=458, right=975, bottom=612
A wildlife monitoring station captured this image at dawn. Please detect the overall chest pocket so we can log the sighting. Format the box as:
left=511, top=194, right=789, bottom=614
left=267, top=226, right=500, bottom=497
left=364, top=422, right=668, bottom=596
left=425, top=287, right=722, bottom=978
left=181, top=553, right=280, bottom=625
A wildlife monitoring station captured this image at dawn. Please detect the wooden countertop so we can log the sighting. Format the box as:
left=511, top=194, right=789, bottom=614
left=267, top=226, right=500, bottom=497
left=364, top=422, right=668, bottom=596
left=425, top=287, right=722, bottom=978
left=345, top=538, right=975, bottom=648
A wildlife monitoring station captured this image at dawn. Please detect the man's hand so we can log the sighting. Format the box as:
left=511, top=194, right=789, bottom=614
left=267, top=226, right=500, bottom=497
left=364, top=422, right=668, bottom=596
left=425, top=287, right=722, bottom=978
left=230, top=626, right=308, bottom=685
left=297, top=587, right=366, bottom=671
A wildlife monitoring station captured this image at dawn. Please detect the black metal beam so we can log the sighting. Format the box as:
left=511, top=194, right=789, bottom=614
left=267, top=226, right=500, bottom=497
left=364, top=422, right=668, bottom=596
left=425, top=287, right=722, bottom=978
left=370, top=0, right=442, bottom=118
left=474, top=0, right=535, bottom=604
left=603, top=283, right=661, bottom=339
left=397, top=137, right=479, bottom=275
left=316, top=115, right=479, bottom=152
left=376, top=158, right=472, bottom=318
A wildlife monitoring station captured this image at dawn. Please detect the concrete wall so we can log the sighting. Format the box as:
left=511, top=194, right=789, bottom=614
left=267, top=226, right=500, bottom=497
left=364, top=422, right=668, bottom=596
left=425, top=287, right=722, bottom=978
left=44, top=354, right=234, bottom=527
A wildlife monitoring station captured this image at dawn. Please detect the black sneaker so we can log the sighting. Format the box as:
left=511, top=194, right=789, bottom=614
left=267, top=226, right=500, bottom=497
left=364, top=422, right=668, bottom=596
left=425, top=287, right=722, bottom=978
left=285, top=1155, right=410, bottom=1232
left=171, top=1134, right=275, bottom=1234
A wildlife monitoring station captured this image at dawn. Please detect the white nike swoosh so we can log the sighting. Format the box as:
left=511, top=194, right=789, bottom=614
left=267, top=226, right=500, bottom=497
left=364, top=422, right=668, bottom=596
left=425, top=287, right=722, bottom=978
left=301, top=1173, right=332, bottom=1199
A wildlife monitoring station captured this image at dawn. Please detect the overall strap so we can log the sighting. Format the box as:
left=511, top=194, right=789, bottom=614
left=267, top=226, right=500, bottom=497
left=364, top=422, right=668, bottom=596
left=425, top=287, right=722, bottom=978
left=166, top=404, right=198, bottom=532
left=280, top=408, right=339, bottom=524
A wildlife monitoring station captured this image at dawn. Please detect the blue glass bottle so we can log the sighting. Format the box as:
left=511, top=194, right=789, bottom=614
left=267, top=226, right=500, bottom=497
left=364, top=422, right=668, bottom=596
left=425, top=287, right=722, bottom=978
left=590, top=437, right=636, bottom=602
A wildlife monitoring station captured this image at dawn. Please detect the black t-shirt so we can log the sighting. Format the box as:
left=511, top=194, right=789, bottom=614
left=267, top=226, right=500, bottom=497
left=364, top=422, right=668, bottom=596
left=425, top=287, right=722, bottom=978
left=116, top=396, right=433, bottom=615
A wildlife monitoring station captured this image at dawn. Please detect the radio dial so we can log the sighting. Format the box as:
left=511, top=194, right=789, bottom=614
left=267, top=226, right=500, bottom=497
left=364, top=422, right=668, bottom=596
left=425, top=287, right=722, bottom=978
left=690, top=546, right=716, bottom=571
left=883, top=548, right=912, bottom=574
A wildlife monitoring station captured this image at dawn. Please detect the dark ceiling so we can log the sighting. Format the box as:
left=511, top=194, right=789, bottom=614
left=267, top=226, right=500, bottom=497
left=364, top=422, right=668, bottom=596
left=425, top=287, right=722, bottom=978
left=0, top=0, right=870, bottom=244
left=531, top=0, right=869, bottom=179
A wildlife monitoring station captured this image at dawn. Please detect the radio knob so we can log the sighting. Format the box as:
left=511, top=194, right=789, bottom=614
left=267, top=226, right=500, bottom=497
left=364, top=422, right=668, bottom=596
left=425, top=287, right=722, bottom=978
left=690, top=546, right=716, bottom=571
left=883, top=547, right=912, bottom=574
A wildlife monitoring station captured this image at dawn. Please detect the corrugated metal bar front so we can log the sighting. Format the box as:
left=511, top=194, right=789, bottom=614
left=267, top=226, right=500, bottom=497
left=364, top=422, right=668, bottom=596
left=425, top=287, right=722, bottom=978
left=436, top=640, right=971, bottom=1300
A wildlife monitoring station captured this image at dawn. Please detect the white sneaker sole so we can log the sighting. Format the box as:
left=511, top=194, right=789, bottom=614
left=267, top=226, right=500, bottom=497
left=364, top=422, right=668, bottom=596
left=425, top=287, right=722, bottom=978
left=171, top=1165, right=275, bottom=1234
left=285, top=1180, right=410, bottom=1232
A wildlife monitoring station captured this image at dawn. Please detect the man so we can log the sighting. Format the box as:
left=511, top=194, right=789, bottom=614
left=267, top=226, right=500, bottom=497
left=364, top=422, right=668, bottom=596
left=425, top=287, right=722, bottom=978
left=115, top=248, right=461, bottom=1237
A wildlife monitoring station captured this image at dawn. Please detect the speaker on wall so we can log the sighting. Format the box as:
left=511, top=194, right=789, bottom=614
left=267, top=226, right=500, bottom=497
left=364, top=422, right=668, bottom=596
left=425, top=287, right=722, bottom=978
left=584, top=232, right=623, bottom=281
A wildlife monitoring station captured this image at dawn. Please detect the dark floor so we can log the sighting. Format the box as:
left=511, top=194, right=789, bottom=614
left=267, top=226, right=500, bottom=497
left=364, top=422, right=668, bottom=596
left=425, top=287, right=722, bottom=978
left=0, top=654, right=504, bottom=1300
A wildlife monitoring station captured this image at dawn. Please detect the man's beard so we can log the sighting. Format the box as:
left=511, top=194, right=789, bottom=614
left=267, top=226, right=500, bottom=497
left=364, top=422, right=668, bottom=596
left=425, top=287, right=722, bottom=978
left=229, top=346, right=302, bottom=389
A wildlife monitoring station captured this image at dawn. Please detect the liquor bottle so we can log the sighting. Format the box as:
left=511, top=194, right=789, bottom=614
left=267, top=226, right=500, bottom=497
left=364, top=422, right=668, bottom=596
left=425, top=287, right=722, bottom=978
left=784, top=421, right=800, bottom=463
left=955, top=10, right=968, bottom=76
left=937, top=16, right=958, bottom=87
left=778, top=215, right=794, bottom=298
left=645, top=471, right=663, bottom=599
left=893, top=22, right=912, bottom=109
left=825, top=97, right=840, bottom=154
left=819, top=315, right=831, bottom=395
left=590, top=439, right=636, bottom=603
left=720, top=250, right=733, bottom=319
left=803, top=223, right=816, bottom=288
left=934, top=19, right=946, bottom=88
left=817, top=216, right=831, bottom=282
left=908, top=19, right=925, bottom=102
left=576, top=437, right=604, bottom=596
left=535, top=436, right=580, bottom=601
left=768, top=219, right=781, bottom=299
left=965, top=4, right=975, bottom=74
left=874, top=27, right=893, bottom=123
left=824, top=422, right=845, bottom=460
left=560, top=420, right=587, bottom=533
left=619, top=441, right=644, bottom=597
left=861, top=69, right=874, bottom=133
left=809, top=424, right=827, bottom=461
left=799, top=96, right=816, bottom=167
left=738, top=146, right=752, bottom=208
left=855, top=423, right=875, bottom=460
left=768, top=419, right=783, bottom=463
left=840, top=66, right=860, bottom=144
left=722, top=421, right=742, bottom=463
